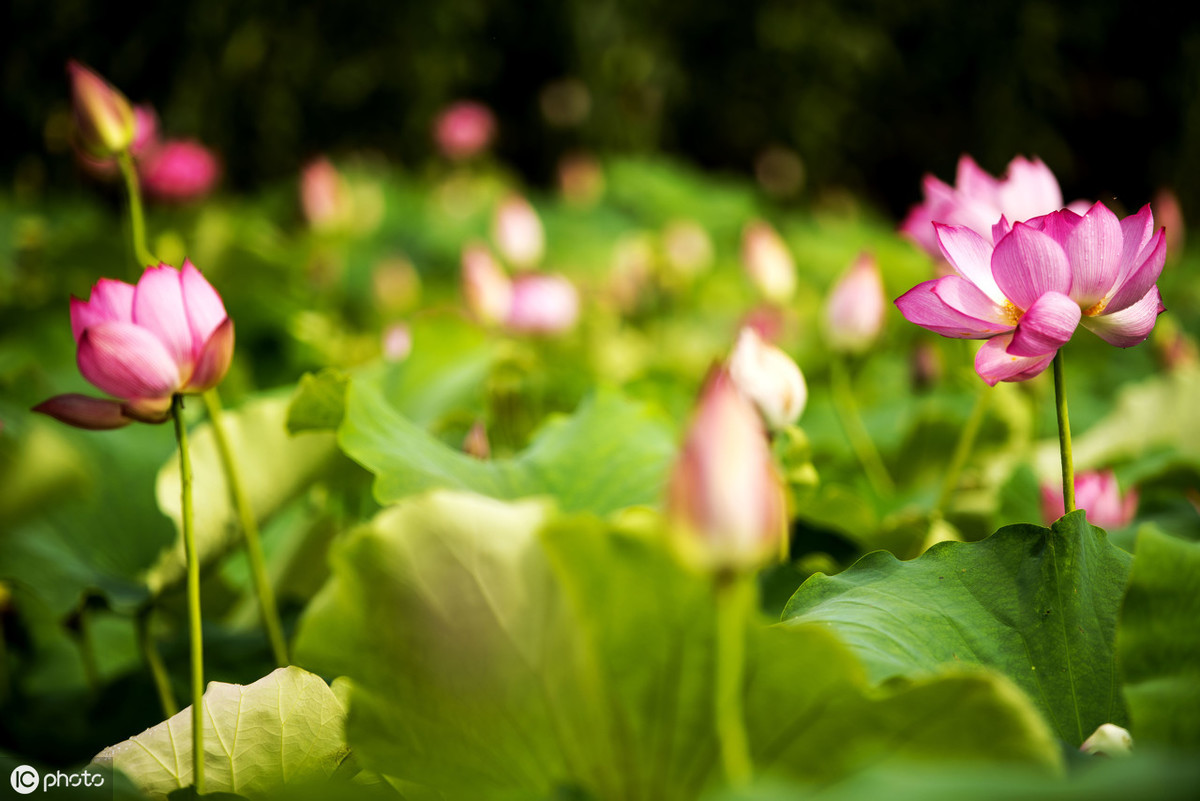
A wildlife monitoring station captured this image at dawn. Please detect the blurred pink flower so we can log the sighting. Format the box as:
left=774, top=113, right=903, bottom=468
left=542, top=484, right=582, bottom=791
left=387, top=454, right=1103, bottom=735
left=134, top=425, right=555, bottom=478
left=382, top=322, right=412, bottom=363
left=34, top=262, right=233, bottom=429
left=139, top=140, right=220, bottom=202
left=67, top=60, right=135, bottom=157
left=824, top=252, right=885, bottom=354
left=741, top=220, right=796, bottom=304
left=434, top=101, right=496, bottom=161
left=1041, top=470, right=1138, bottom=529
left=896, top=202, right=1166, bottom=385
left=506, top=273, right=579, bottom=334
left=461, top=243, right=513, bottom=326
left=492, top=194, right=544, bottom=269
left=728, top=326, right=806, bottom=429
left=300, top=157, right=349, bottom=229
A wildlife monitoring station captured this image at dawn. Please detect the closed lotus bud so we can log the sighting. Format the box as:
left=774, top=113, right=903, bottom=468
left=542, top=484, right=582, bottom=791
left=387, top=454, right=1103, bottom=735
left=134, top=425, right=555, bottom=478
left=824, top=252, right=885, bottom=354
left=728, top=327, right=806, bottom=429
left=77, top=104, right=159, bottom=179
left=741, top=220, right=796, bottom=304
left=667, top=368, right=788, bottom=572
left=493, top=194, right=544, bottom=270
left=68, top=60, right=135, bottom=157
left=1152, top=187, right=1185, bottom=262
left=461, top=243, right=513, bottom=326
left=434, top=101, right=496, bottom=161
left=506, top=273, right=580, bottom=334
left=1041, top=470, right=1138, bottom=529
left=140, top=140, right=220, bottom=202
left=1080, top=723, right=1132, bottom=758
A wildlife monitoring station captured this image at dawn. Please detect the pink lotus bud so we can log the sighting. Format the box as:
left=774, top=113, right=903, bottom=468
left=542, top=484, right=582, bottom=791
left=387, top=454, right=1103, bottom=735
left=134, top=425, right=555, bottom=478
left=301, top=157, right=349, bottom=230
left=1041, top=470, right=1138, bottom=529
left=382, top=322, right=412, bottom=362
left=67, top=60, right=135, bottom=157
left=77, top=104, right=160, bottom=179
left=824, top=252, right=885, bottom=353
left=33, top=261, right=233, bottom=430
left=728, top=327, right=806, bottom=429
left=493, top=194, right=545, bottom=270
left=506, top=273, right=579, bottom=334
left=667, top=368, right=788, bottom=571
left=738, top=305, right=787, bottom=344
left=741, top=220, right=796, bottom=303
left=1080, top=724, right=1132, bottom=758
left=662, top=219, right=714, bottom=278
left=1153, top=187, right=1185, bottom=262
left=139, top=140, right=220, bottom=202
left=434, top=101, right=496, bottom=161
left=461, top=243, right=513, bottom=326
left=463, top=420, right=491, bottom=460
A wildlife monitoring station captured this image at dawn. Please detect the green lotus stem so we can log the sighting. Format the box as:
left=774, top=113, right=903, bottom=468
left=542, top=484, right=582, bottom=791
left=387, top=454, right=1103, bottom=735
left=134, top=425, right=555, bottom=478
left=136, top=608, right=179, bottom=719
left=1053, top=350, right=1076, bottom=514
left=714, top=574, right=754, bottom=788
left=935, top=385, right=991, bottom=514
left=172, top=395, right=204, bottom=793
left=830, top=357, right=895, bottom=496
left=117, top=150, right=156, bottom=271
left=202, top=389, right=289, bottom=666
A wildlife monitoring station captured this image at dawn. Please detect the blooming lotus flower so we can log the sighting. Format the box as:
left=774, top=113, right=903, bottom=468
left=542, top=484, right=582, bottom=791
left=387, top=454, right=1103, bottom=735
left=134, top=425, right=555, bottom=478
left=741, top=220, right=796, bottom=304
left=728, top=327, right=806, bottom=429
left=824, top=253, right=885, bottom=353
left=492, top=194, right=544, bottom=270
left=34, top=262, right=233, bottom=429
left=67, top=60, right=135, bottom=157
left=434, top=101, right=496, bottom=161
left=896, top=202, right=1167, bottom=385
left=506, top=273, right=579, bottom=334
left=901, top=155, right=1081, bottom=257
left=1041, top=470, right=1138, bottom=529
left=667, top=368, right=787, bottom=571
left=462, top=243, right=513, bottom=326
left=140, top=140, right=220, bottom=202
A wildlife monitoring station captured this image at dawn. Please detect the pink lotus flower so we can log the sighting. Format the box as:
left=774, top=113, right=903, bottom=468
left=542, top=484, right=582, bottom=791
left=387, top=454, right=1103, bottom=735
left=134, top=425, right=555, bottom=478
left=461, top=243, right=514, bottom=326
left=896, top=203, right=1166, bottom=385
left=34, top=262, right=233, bottom=429
left=728, top=327, right=807, bottom=429
left=434, top=101, right=496, bottom=161
left=506, top=273, right=579, bottom=334
left=824, top=252, right=885, bottom=354
left=68, top=60, right=135, bottom=158
left=139, top=140, right=220, bottom=202
left=901, top=155, right=1080, bottom=257
left=667, top=367, right=787, bottom=571
left=1041, top=470, right=1138, bottom=529
left=742, top=220, right=796, bottom=304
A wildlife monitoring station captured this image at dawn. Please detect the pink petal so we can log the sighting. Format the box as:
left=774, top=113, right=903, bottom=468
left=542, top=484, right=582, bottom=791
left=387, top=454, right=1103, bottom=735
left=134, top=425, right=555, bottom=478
left=1081, top=287, right=1164, bottom=347
left=1105, top=229, right=1166, bottom=314
left=32, top=393, right=133, bottom=430
left=180, top=259, right=228, bottom=360
left=1035, top=207, right=1083, bottom=245
left=991, top=223, right=1072, bottom=310
left=895, top=280, right=1011, bottom=339
left=956, top=155, right=1000, bottom=199
left=184, top=317, right=235, bottom=392
left=78, top=321, right=180, bottom=400
left=995, top=156, right=1064, bottom=223
left=991, top=216, right=1012, bottom=243
left=132, top=264, right=194, bottom=370
left=933, top=275, right=1014, bottom=328
left=1007, top=291, right=1081, bottom=357
left=70, top=278, right=135, bottom=341
left=934, top=224, right=1005, bottom=303
left=975, top=334, right=1056, bottom=386
left=1064, top=203, right=1122, bottom=308
left=122, top=395, right=174, bottom=423
left=1114, top=204, right=1155, bottom=287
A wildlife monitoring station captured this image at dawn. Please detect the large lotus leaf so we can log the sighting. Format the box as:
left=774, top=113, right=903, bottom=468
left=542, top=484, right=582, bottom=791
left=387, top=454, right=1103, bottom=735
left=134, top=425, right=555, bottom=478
left=782, top=511, right=1132, bottom=745
left=148, top=395, right=340, bottom=594
left=1117, top=525, right=1200, bottom=749
left=294, top=491, right=1059, bottom=801
left=95, top=666, right=350, bottom=799
left=339, top=381, right=677, bottom=515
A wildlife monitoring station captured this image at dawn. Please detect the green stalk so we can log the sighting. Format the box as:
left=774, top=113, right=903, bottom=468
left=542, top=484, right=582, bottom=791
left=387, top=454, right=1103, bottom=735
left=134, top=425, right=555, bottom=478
left=1052, top=350, right=1076, bottom=514
left=830, top=356, right=895, bottom=496
left=714, top=574, right=755, bottom=788
left=136, top=609, right=179, bottom=719
left=172, top=395, right=205, bottom=793
left=934, top=385, right=991, bottom=515
left=116, top=150, right=156, bottom=271
left=201, top=389, right=289, bottom=666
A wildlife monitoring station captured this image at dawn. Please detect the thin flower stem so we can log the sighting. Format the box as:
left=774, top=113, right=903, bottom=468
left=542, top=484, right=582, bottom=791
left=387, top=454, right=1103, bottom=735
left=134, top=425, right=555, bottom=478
left=1053, top=350, right=1076, bottom=514
left=714, top=574, right=755, bottom=789
left=830, top=357, right=895, bottom=496
left=201, top=389, right=289, bottom=666
left=136, top=608, right=179, bottom=719
left=934, top=385, right=991, bottom=515
left=172, top=395, right=204, bottom=794
left=117, top=150, right=156, bottom=271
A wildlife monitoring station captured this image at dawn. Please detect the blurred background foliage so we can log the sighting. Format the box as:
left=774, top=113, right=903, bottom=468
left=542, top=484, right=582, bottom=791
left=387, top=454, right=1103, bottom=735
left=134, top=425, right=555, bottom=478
left=5, top=0, right=1199, bottom=219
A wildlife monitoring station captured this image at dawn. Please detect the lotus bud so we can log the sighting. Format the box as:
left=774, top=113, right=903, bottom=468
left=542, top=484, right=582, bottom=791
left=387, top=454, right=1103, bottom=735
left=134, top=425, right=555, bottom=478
left=1041, top=470, right=1137, bottom=529
left=463, top=420, right=491, bottom=460
left=434, top=101, right=496, bottom=161
left=77, top=104, right=159, bottom=180
left=667, top=368, right=788, bottom=572
left=67, top=60, right=135, bottom=157
left=382, top=323, right=412, bottom=363
left=301, top=157, right=349, bottom=230
left=823, top=252, right=885, bottom=354
left=140, top=140, right=220, bottom=202
left=506, top=273, right=580, bottom=334
left=493, top=194, right=544, bottom=270
left=741, top=220, right=796, bottom=304
left=461, top=243, right=513, bottom=326
left=728, top=327, right=806, bottom=430
left=1153, top=187, right=1185, bottom=262
left=1079, top=724, right=1132, bottom=758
